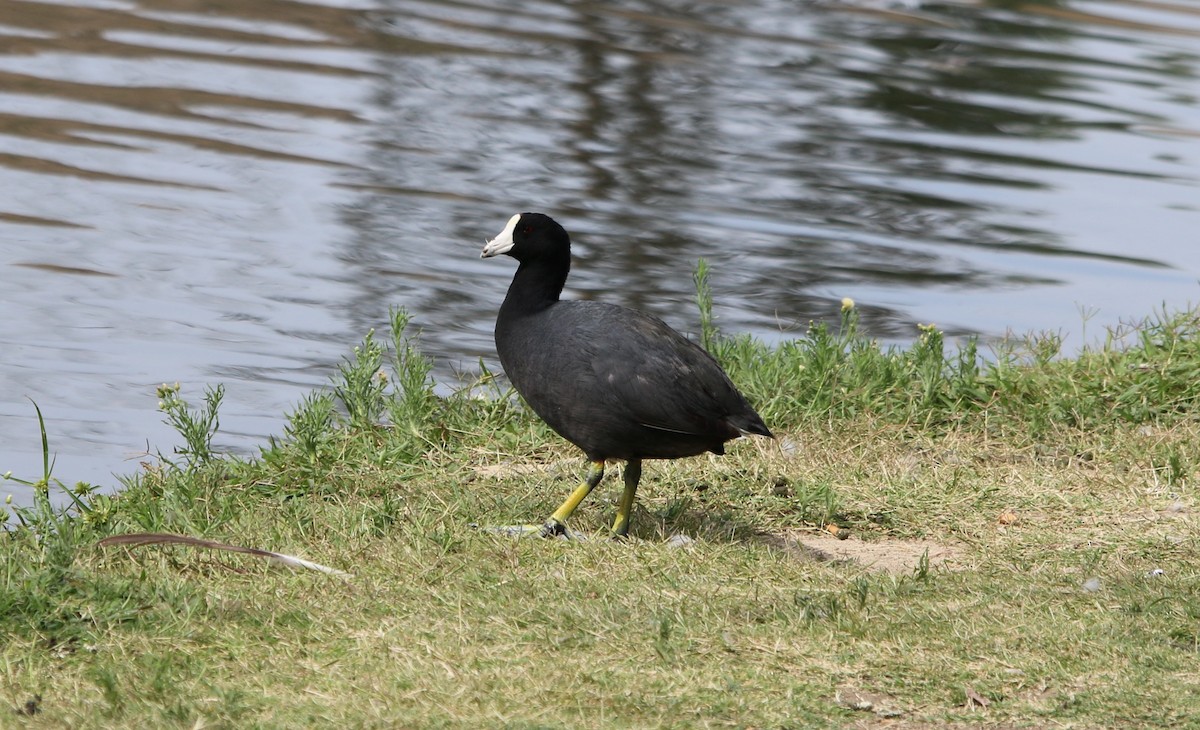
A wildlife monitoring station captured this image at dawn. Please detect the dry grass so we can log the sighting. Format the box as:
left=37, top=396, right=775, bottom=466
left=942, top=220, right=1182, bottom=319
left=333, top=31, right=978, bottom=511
left=6, top=420, right=1196, bottom=727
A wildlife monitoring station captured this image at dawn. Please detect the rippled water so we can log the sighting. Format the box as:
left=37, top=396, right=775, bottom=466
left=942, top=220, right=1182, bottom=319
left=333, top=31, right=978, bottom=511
left=2, top=0, right=1199, bottom=500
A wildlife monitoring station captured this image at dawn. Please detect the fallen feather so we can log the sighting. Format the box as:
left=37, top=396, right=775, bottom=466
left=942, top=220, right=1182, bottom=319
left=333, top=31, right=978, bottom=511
left=98, top=532, right=351, bottom=577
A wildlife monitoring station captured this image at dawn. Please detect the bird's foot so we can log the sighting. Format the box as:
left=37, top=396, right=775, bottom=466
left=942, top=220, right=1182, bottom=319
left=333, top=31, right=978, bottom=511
left=475, top=520, right=582, bottom=540
left=539, top=519, right=570, bottom=539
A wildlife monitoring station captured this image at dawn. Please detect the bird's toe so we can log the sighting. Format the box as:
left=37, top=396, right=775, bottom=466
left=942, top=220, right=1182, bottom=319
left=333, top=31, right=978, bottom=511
left=476, top=524, right=545, bottom=538
left=539, top=519, right=579, bottom=540
left=475, top=520, right=583, bottom=540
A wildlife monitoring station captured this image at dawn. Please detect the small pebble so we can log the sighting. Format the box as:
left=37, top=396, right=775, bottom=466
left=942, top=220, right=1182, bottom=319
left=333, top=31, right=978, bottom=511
left=1148, top=568, right=1166, bottom=578
left=1081, top=577, right=1102, bottom=593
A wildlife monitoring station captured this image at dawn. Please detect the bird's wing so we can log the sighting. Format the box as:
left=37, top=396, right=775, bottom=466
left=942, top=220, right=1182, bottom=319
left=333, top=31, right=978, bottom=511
left=587, top=310, right=739, bottom=437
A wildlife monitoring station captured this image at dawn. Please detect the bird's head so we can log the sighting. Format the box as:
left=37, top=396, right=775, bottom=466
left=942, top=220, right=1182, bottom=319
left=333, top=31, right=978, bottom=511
left=481, top=212, right=570, bottom=263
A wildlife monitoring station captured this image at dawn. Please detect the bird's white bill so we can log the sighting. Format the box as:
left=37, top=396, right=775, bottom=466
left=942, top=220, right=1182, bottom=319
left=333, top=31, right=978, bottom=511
left=480, top=213, right=521, bottom=258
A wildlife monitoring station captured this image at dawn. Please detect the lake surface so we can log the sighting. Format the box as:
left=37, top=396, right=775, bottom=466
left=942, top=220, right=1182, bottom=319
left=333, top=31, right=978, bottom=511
left=2, top=0, right=1199, bottom=501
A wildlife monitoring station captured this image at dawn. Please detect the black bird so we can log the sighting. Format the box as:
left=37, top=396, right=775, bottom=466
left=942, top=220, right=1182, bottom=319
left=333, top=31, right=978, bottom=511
left=481, top=212, right=773, bottom=538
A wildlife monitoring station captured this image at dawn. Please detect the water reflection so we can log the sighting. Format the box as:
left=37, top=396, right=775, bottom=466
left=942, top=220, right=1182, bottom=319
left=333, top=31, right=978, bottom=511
left=1, top=0, right=1198, bottom=500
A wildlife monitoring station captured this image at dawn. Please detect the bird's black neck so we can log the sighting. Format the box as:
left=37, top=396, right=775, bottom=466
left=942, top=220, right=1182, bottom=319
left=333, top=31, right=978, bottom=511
left=500, top=253, right=570, bottom=318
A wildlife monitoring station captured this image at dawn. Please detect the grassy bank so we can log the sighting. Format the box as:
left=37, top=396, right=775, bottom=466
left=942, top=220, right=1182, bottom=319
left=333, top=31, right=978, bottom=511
left=3, top=276, right=1199, bottom=728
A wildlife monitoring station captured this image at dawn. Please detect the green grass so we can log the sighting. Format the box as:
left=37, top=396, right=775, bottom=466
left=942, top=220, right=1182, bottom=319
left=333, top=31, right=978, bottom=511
left=3, top=285, right=1200, bottom=727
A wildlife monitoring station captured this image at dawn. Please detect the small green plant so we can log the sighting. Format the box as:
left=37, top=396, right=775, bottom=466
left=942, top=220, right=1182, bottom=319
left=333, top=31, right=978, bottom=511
left=652, top=614, right=676, bottom=662
left=2, top=400, right=98, bottom=532
left=156, top=382, right=224, bottom=471
left=256, top=308, right=443, bottom=489
left=283, top=391, right=336, bottom=463
left=334, top=329, right=387, bottom=430
left=912, top=549, right=932, bottom=583
left=851, top=576, right=871, bottom=610
left=386, top=307, right=435, bottom=429
left=1, top=401, right=101, bottom=600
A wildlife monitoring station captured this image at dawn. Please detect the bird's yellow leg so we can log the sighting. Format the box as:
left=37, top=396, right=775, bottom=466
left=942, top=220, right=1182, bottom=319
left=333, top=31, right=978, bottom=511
left=541, top=461, right=605, bottom=537
left=478, top=461, right=605, bottom=539
left=610, top=459, right=642, bottom=538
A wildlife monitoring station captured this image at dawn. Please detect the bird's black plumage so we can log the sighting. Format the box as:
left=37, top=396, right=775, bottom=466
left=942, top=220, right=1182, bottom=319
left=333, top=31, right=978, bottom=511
left=481, top=212, right=771, bottom=537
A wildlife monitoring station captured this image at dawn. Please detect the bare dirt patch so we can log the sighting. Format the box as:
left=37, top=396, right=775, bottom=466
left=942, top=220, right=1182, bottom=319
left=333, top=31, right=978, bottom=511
left=763, top=530, right=966, bottom=574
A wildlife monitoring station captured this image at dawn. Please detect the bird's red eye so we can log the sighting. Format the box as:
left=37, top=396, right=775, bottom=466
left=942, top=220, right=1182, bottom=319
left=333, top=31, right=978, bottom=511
left=522, top=226, right=532, bottom=235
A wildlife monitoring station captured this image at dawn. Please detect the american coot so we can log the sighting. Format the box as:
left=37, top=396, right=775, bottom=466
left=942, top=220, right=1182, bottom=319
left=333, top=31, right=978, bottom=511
left=481, top=212, right=772, bottom=538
